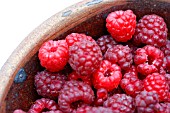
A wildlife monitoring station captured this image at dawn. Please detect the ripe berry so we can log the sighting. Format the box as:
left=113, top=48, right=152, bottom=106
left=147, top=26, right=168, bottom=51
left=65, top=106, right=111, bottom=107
left=106, top=10, right=136, bottom=42
left=104, top=45, right=133, bottom=70
left=28, top=98, right=58, bottom=113
left=93, top=60, right=122, bottom=91
left=103, top=94, right=135, bottom=113
left=133, top=14, right=168, bottom=47
left=134, top=45, right=164, bottom=75
left=161, top=40, right=170, bottom=56
left=65, top=33, right=94, bottom=47
left=38, top=40, right=69, bottom=72
left=143, top=73, right=169, bottom=101
left=58, top=80, right=94, bottom=113
left=165, top=74, right=170, bottom=89
left=163, top=55, right=170, bottom=73
left=96, top=35, right=117, bottom=54
left=154, top=102, right=170, bottom=113
left=94, top=88, right=108, bottom=106
left=69, top=39, right=102, bottom=76
left=34, top=70, right=67, bottom=99
left=135, top=90, right=159, bottom=113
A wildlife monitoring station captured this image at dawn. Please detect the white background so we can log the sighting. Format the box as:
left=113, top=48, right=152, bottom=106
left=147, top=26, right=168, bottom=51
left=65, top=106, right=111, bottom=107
left=0, top=0, right=82, bottom=69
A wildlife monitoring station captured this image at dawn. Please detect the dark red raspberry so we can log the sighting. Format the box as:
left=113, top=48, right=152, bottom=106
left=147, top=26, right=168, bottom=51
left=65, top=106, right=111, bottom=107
left=13, top=109, right=26, bottom=113
left=93, top=60, right=122, bottom=91
left=104, top=45, right=133, bottom=70
left=69, top=39, right=102, bottom=76
left=161, top=40, right=170, bottom=56
left=106, top=10, right=136, bottom=42
left=34, top=70, right=67, bottom=99
left=94, top=88, right=108, bottom=106
left=135, top=90, right=159, bottom=113
left=163, top=55, right=170, bottom=73
left=120, top=70, right=143, bottom=97
left=73, top=106, right=113, bottom=113
left=165, top=74, right=170, bottom=89
left=96, top=35, right=117, bottom=54
left=58, top=80, right=94, bottom=113
left=154, top=102, right=170, bottom=113
left=133, top=14, right=168, bottom=47
left=144, top=73, right=169, bottom=101
left=65, top=33, right=94, bottom=47
left=134, top=45, right=164, bottom=75
left=68, top=71, right=92, bottom=86
left=103, top=94, right=135, bottom=113
left=38, top=40, right=69, bottom=72
left=28, top=98, right=58, bottom=113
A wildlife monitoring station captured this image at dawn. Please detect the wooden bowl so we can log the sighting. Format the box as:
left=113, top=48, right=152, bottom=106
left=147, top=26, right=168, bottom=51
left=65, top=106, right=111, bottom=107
left=0, top=0, right=170, bottom=112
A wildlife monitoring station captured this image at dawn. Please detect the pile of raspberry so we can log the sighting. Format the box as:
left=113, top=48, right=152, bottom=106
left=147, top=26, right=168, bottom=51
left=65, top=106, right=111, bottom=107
left=14, top=10, right=170, bottom=113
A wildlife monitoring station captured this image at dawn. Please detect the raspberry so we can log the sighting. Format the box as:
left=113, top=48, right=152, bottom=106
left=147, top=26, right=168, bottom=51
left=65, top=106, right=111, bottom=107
left=68, top=71, right=92, bottom=86
left=106, top=10, right=136, bottom=42
left=28, top=98, right=58, bottom=113
left=73, top=106, right=113, bottom=113
left=93, top=60, right=122, bottom=91
left=120, top=71, right=144, bottom=97
left=34, top=70, right=67, bottom=99
left=65, top=33, right=94, bottom=47
left=133, top=14, right=168, bottom=47
left=96, top=35, right=117, bottom=54
left=134, top=45, right=164, bottom=75
left=69, top=39, right=102, bottom=76
left=58, top=80, right=94, bottom=113
left=135, top=90, right=159, bottom=113
left=104, top=45, right=133, bottom=70
left=154, top=102, right=170, bottom=113
left=38, top=40, right=69, bottom=72
left=94, top=88, right=108, bottom=106
left=165, top=74, right=170, bottom=89
left=163, top=55, right=170, bottom=73
left=161, top=40, right=170, bottom=56
left=13, top=109, right=26, bottom=113
left=103, top=94, right=135, bottom=113
left=42, top=111, right=63, bottom=113
left=143, top=73, right=169, bottom=101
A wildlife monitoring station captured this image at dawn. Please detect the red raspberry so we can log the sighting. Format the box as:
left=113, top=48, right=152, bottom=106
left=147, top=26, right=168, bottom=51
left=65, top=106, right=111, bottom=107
left=163, top=55, right=170, bottom=73
left=103, top=94, right=135, bottom=113
left=161, top=40, right=170, bottom=56
left=94, top=88, right=108, bottom=106
left=68, top=71, right=92, bottom=86
left=106, top=10, right=136, bottom=42
left=154, top=102, right=170, bottom=113
left=69, top=39, right=102, bottom=76
left=58, top=80, right=94, bottom=113
left=34, top=70, right=67, bottom=99
left=13, top=109, right=26, bottom=113
left=65, top=33, right=94, bottom=47
left=73, top=106, right=113, bottom=113
left=165, top=74, right=170, bottom=89
left=104, top=45, right=133, bottom=70
left=96, top=35, right=117, bottom=54
left=120, top=70, right=144, bottom=97
left=28, top=98, right=58, bottom=113
left=38, top=40, right=69, bottom=72
left=135, top=90, right=159, bottom=113
left=93, top=60, right=122, bottom=91
left=144, top=73, right=169, bottom=101
left=133, top=14, right=168, bottom=47
left=134, top=45, right=164, bottom=75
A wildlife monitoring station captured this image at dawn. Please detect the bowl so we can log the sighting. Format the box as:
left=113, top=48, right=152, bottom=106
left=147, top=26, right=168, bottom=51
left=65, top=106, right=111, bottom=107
left=0, top=0, right=170, bottom=112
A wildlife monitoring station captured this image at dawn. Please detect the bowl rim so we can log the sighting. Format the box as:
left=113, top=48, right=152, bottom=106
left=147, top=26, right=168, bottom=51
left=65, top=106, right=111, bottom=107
left=0, top=0, right=126, bottom=111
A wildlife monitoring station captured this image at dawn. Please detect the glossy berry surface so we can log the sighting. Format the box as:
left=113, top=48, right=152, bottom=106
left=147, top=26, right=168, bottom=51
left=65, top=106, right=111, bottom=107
left=38, top=40, right=69, bottom=72
left=93, top=60, right=122, bottom=91
left=161, top=40, right=170, bottom=56
left=106, top=10, right=136, bottom=42
left=69, top=39, right=102, bottom=75
left=154, top=102, right=170, bottom=113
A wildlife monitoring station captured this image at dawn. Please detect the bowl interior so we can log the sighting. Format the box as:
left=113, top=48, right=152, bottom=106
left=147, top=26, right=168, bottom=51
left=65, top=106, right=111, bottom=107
left=4, top=0, right=170, bottom=112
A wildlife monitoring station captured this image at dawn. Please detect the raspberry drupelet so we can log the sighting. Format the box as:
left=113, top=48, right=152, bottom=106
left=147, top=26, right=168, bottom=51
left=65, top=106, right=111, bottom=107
left=135, top=90, right=159, bottom=113
left=96, top=35, right=117, bottom=54
left=34, top=70, right=67, bottom=99
left=104, top=45, right=133, bottom=70
left=58, top=80, right=94, bottom=113
left=106, top=10, right=136, bottom=42
left=103, top=94, right=135, bottom=113
left=94, top=88, right=108, bottom=106
left=133, top=14, right=168, bottom=47
left=38, top=40, right=69, bottom=72
left=69, top=39, right=102, bottom=76
left=65, top=33, right=95, bottom=47
left=134, top=45, right=164, bottom=76
left=93, top=60, right=122, bottom=91
left=28, top=98, right=58, bottom=113
left=143, top=73, right=169, bottom=102
left=154, top=102, right=170, bottom=113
